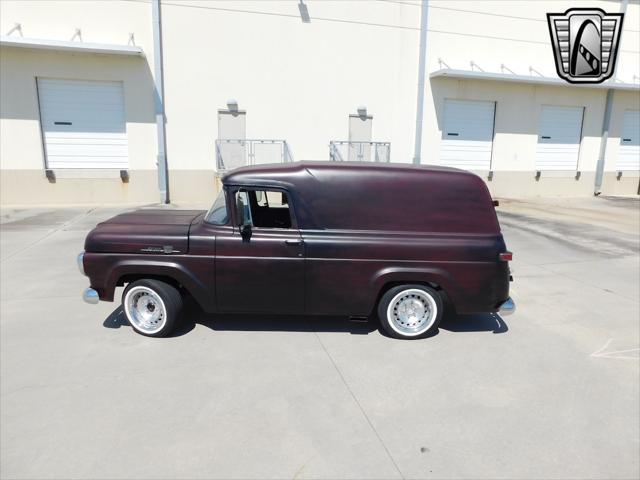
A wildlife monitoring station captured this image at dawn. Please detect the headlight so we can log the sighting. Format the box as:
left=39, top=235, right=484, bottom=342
left=77, top=251, right=85, bottom=276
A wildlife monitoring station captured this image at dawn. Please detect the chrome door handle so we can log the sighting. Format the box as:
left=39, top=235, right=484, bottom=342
left=285, top=239, right=303, bottom=245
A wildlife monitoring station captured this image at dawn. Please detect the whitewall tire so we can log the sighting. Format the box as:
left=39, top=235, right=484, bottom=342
left=378, top=284, right=443, bottom=339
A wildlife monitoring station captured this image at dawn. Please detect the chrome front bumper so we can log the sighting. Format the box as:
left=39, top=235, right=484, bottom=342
left=499, top=297, right=516, bottom=316
left=83, top=288, right=99, bottom=304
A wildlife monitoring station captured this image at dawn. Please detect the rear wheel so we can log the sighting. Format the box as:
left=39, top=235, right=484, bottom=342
left=122, top=279, right=182, bottom=337
left=378, top=284, right=443, bottom=339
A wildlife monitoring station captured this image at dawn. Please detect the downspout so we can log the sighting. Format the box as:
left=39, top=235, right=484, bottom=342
left=152, top=0, right=170, bottom=203
left=594, top=0, right=628, bottom=195
left=594, top=90, right=614, bottom=195
left=412, top=0, right=429, bottom=165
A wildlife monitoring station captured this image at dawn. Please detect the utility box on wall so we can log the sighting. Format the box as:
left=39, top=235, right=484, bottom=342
left=348, top=110, right=373, bottom=162
left=216, top=107, right=246, bottom=171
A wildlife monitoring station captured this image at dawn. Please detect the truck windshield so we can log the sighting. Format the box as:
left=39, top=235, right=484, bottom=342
left=205, top=190, right=229, bottom=225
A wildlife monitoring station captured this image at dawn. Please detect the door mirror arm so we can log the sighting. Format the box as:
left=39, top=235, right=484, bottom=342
left=240, top=223, right=252, bottom=241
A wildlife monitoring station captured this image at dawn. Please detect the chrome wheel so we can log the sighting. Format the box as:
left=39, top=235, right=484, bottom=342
left=386, top=288, right=438, bottom=337
left=124, top=286, right=167, bottom=334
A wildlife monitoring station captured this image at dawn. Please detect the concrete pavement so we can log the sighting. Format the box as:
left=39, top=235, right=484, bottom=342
left=1, top=197, right=638, bottom=479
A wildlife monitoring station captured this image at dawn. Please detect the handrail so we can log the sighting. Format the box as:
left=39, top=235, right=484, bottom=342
left=215, top=139, right=294, bottom=171
left=329, top=141, right=391, bottom=162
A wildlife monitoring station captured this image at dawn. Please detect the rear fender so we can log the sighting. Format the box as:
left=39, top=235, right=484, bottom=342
left=370, top=266, right=460, bottom=305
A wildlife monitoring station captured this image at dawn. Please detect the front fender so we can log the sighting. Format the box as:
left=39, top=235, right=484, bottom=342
left=85, top=253, right=214, bottom=311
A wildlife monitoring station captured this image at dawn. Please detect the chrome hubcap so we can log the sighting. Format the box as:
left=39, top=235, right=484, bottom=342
left=387, top=289, right=437, bottom=336
left=124, top=286, right=166, bottom=334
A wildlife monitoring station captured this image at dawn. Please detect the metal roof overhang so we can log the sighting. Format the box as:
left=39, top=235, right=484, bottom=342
left=0, top=35, right=144, bottom=56
left=430, top=68, right=639, bottom=92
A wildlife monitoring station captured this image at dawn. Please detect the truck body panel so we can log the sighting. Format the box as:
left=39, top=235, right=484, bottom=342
left=81, top=162, right=511, bottom=317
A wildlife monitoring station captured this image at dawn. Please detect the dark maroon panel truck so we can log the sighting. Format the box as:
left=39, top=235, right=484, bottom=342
left=78, top=162, right=515, bottom=339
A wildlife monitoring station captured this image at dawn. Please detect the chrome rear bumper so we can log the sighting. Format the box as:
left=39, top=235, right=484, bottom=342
left=77, top=251, right=86, bottom=276
left=83, top=288, right=99, bottom=304
left=499, top=297, right=516, bottom=316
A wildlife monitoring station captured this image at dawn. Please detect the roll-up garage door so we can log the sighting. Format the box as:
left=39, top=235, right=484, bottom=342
left=535, top=105, right=584, bottom=171
left=616, top=110, right=640, bottom=171
left=439, top=99, right=495, bottom=171
left=37, top=78, right=128, bottom=169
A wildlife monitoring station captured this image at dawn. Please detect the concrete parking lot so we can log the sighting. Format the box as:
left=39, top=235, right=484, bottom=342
left=1, top=197, right=639, bottom=480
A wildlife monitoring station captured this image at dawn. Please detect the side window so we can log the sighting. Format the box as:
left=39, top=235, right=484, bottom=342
left=255, top=190, right=267, bottom=207
left=205, top=188, right=229, bottom=225
left=234, top=189, right=293, bottom=229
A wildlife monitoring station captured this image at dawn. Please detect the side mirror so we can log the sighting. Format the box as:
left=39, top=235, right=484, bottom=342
left=235, top=194, right=246, bottom=226
left=235, top=190, right=252, bottom=241
left=240, top=223, right=252, bottom=241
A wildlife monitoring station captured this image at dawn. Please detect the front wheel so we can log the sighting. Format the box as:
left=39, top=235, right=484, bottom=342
left=122, top=279, right=183, bottom=337
left=377, top=284, right=443, bottom=339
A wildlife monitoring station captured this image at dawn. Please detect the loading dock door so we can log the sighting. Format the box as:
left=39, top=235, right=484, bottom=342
left=535, top=105, right=584, bottom=170
left=37, top=78, right=128, bottom=169
left=440, top=99, right=495, bottom=171
left=616, top=109, right=640, bottom=171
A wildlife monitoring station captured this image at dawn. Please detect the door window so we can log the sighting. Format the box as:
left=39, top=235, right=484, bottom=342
left=234, top=189, right=293, bottom=229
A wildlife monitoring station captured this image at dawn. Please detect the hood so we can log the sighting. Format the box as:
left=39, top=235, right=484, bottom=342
left=84, top=209, right=205, bottom=254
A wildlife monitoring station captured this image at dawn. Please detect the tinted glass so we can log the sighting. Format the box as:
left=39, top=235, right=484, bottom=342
left=205, top=190, right=229, bottom=225
left=235, top=189, right=293, bottom=229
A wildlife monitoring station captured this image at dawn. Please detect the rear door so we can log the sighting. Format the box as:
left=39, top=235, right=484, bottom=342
left=215, top=188, right=305, bottom=313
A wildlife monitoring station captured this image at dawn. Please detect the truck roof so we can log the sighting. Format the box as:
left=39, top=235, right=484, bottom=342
left=222, top=161, right=471, bottom=185
left=222, top=161, right=498, bottom=234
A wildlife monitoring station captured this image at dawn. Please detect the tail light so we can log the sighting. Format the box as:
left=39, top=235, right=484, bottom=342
left=499, top=252, right=513, bottom=262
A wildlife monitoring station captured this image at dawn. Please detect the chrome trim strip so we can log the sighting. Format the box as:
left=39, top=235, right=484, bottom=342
left=83, top=288, right=99, bottom=305
left=499, top=297, right=516, bottom=316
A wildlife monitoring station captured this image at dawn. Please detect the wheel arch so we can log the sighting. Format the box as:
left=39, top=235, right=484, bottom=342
left=103, top=260, right=212, bottom=310
left=118, top=273, right=182, bottom=291
left=369, top=267, right=459, bottom=314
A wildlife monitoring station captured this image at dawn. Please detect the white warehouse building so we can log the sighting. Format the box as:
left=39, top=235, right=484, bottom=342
left=1, top=0, right=639, bottom=205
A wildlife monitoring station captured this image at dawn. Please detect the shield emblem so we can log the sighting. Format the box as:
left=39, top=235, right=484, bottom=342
left=547, top=8, right=624, bottom=84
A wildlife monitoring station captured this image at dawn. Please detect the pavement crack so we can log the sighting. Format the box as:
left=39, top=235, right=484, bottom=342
left=313, top=332, right=404, bottom=479
left=292, top=455, right=314, bottom=480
